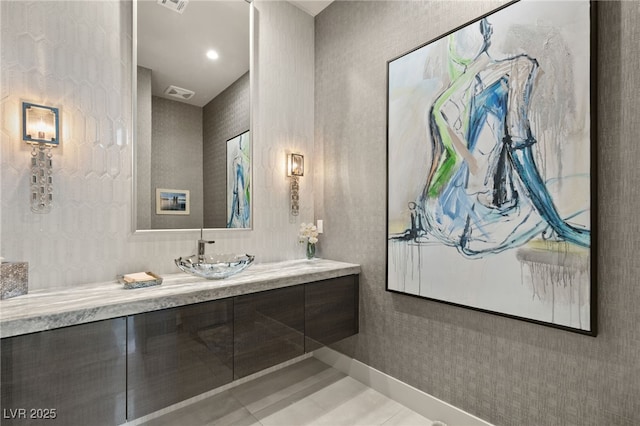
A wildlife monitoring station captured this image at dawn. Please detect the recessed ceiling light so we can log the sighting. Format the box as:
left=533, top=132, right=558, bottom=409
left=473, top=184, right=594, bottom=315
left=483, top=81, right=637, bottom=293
left=206, top=50, right=219, bottom=60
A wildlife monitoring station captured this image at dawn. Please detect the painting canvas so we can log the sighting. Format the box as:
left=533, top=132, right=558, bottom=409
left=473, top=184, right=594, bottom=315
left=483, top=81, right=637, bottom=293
left=386, top=0, right=596, bottom=334
left=156, top=189, right=190, bottom=215
left=226, top=130, right=251, bottom=228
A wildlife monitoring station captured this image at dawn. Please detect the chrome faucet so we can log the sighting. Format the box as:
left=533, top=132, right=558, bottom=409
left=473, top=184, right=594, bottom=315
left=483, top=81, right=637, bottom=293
left=198, top=229, right=215, bottom=256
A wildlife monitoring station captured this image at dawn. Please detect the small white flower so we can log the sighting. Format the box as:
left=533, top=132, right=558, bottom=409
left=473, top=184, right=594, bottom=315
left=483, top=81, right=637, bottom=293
left=298, top=222, right=321, bottom=245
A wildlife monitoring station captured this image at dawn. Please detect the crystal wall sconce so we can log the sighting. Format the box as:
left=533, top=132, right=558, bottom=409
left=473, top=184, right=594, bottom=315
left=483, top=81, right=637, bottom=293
left=287, top=153, right=304, bottom=216
left=22, top=102, right=60, bottom=213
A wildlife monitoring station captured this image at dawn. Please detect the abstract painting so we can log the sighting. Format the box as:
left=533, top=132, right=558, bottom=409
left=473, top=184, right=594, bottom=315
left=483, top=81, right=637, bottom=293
left=226, top=130, right=251, bottom=228
left=156, top=189, right=190, bottom=215
left=386, top=0, right=596, bottom=334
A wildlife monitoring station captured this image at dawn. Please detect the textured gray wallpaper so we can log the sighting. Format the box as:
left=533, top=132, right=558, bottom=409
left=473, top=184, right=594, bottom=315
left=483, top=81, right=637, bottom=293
left=203, top=72, right=250, bottom=228
left=136, top=66, right=152, bottom=229
left=316, top=1, right=640, bottom=425
left=150, top=96, right=203, bottom=229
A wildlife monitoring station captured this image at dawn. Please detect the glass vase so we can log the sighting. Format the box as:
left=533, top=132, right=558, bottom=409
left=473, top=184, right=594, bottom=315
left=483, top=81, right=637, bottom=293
left=306, top=242, right=316, bottom=260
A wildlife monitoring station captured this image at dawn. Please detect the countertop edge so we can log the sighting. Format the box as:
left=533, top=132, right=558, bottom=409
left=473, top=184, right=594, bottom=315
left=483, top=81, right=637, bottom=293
left=0, top=260, right=361, bottom=338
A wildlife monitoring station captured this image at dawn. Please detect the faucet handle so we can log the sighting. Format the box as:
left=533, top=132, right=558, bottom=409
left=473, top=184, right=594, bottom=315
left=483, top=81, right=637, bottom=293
left=198, top=229, right=215, bottom=245
left=197, top=239, right=215, bottom=256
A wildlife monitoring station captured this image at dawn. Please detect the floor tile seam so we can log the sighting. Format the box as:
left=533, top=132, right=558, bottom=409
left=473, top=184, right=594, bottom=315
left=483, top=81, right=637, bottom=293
left=230, top=358, right=328, bottom=399
left=380, top=407, right=435, bottom=426
left=236, top=366, right=346, bottom=414
left=382, top=407, right=424, bottom=426
left=305, top=376, right=371, bottom=411
left=253, top=396, right=327, bottom=425
left=312, top=386, right=407, bottom=426
left=229, top=365, right=332, bottom=404
left=139, top=390, right=243, bottom=426
left=248, top=372, right=347, bottom=421
left=208, top=405, right=258, bottom=426
left=306, top=399, right=405, bottom=426
left=361, top=398, right=407, bottom=426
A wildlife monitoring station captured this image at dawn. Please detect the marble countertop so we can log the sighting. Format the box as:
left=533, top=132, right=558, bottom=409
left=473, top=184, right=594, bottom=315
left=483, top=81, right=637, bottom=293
left=0, top=258, right=360, bottom=338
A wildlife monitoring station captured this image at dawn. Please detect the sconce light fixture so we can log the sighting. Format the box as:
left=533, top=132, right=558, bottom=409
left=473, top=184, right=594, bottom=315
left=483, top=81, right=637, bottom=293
left=287, top=153, right=304, bottom=216
left=22, top=102, right=60, bottom=213
left=287, top=153, right=304, bottom=177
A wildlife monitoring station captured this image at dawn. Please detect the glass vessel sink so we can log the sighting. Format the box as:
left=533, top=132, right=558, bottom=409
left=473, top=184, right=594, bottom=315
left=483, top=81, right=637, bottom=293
left=175, top=254, right=255, bottom=280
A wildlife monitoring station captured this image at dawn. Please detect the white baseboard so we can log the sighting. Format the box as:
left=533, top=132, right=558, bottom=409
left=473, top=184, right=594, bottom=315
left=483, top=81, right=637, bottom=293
left=312, top=347, right=493, bottom=426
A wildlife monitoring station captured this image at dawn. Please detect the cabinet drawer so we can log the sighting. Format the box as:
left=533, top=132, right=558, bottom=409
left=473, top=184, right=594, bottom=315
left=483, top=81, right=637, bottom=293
left=1, top=318, right=126, bottom=426
left=234, top=286, right=305, bottom=379
left=126, top=299, right=233, bottom=419
left=305, top=275, right=359, bottom=352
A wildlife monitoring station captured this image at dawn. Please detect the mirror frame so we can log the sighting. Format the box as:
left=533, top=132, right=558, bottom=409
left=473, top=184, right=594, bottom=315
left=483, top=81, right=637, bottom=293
left=131, top=0, right=254, bottom=234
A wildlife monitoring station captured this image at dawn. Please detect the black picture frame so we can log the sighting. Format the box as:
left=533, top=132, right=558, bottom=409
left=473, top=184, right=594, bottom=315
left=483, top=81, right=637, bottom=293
left=385, top=0, right=597, bottom=335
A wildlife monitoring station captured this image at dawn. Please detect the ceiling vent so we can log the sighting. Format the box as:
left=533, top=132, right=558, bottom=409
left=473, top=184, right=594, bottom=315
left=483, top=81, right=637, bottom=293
left=164, top=85, right=195, bottom=101
left=157, top=0, right=189, bottom=14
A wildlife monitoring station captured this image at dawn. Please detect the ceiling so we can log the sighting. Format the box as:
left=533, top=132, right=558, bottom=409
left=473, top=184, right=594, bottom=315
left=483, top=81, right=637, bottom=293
left=137, top=0, right=250, bottom=107
left=137, top=0, right=333, bottom=108
left=289, top=0, right=333, bottom=16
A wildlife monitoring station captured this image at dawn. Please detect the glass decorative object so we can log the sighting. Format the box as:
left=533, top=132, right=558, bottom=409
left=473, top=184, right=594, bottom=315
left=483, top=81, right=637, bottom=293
left=306, top=242, right=316, bottom=260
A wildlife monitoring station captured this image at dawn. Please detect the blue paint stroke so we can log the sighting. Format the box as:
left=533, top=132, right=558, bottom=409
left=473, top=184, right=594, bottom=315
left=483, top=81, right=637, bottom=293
left=392, top=18, right=590, bottom=258
left=228, top=134, right=251, bottom=228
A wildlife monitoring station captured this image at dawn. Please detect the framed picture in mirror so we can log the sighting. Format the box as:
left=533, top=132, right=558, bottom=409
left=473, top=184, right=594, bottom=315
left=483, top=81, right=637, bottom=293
left=156, top=189, right=190, bottom=215
left=226, top=130, right=251, bottom=228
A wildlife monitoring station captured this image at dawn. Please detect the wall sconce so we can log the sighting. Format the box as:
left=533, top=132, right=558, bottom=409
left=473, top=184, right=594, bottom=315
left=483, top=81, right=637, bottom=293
left=22, top=102, right=60, bottom=213
left=287, top=153, right=304, bottom=216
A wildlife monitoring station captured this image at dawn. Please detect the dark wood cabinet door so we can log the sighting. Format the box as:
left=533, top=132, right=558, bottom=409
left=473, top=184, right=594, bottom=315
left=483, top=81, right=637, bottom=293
left=305, top=275, right=359, bottom=352
left=233, top=286, right=304, bottom=379
left=1, top=318, right=127, bottom=426
left=127, top=299, right=234, bottom=419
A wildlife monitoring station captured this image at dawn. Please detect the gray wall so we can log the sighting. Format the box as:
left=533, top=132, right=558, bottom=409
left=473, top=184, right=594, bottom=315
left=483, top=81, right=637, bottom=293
left=316, top=1, right=640, bottom=425
left=136, top=66, right=152, bottom=229
left=150, top=96, right=203, bottom=229
left=203, top=72, right=250, bottom=228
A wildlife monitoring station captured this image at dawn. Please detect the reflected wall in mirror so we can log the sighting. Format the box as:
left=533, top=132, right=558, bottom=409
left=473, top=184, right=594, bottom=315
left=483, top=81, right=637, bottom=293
left=135, top=0, right=251, bottom=231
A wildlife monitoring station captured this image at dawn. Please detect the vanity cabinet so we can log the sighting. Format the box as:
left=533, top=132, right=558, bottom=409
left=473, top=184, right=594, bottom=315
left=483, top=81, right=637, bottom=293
left=126, top=299, right=234, bottom=419
left=0, top=271, right=359, bottom=424
left=305, top=275, right=359, bottom=352
left=233, top=286, right=305, bottom=379
left=0, top=318, right=126, bottom=426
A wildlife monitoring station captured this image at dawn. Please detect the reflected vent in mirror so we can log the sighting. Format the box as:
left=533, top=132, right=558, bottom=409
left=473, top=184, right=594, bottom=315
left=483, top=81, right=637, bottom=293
left=164, top=85, right=195, bottom=101
left=157, top=0, right=189, bottom=14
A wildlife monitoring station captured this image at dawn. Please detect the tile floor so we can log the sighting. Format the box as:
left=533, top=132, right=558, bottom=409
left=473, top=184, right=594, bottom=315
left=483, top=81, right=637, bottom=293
left=142, top=357, right=434, bottom=426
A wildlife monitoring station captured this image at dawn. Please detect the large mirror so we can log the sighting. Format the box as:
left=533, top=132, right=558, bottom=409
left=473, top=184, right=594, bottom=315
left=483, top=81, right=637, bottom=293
left=134, top=0, right=252, bottom=231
